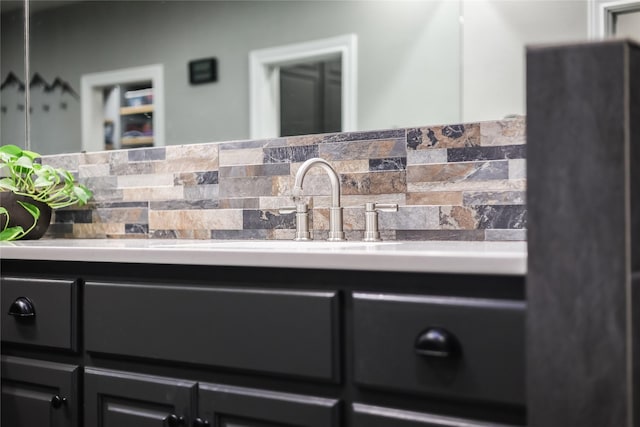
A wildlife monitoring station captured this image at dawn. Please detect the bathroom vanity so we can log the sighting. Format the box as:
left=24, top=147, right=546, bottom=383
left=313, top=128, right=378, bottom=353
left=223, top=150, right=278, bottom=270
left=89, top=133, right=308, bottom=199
left=0, top=240, right=526, bottom=427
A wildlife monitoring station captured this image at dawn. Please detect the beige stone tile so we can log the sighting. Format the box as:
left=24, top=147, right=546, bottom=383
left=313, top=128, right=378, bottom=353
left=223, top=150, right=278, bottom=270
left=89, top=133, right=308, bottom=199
left=149, top=209, right=243, bottom=230
left=440, top=206, right=478, bottom=230
left=81, top=151, right=111, bottom=165
left=408, top=179, right=526, bottom=193
left=407, top=192, right=463, bottom=206
left=259, top=197, right=295, bottom=210
left=159, top=144, right=219, bottom=173
left=341, top=193, right=406, bottom=207
left=272, top=176, right=293, bottom=196
left=118, top=174, right=174, bottom=188
left=219, top=148, right=264, bottom=166
left=79, top=163, right=110, bottom=178
left=72, top=223, right=123, bottom=238
left=480, top=117, right=526, bottom=146
left=122, top=186, right=184, bottom=201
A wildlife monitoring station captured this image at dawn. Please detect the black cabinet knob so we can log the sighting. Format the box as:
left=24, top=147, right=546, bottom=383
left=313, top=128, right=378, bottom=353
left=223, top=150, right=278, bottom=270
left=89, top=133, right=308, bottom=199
left=51, top=395, right=67, bottom=409
left=193, top=418, right=210, bottom=427
left=415, top=327, right=459, bottom=358
left=165, top=414, right=186, bottom=427
left=8, top=297, right=36, bottom=318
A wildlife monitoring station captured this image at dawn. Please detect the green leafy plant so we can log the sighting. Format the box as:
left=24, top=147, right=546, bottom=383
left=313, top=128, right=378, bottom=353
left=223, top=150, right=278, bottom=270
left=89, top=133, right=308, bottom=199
left=0, top=144, right=93, bottom=240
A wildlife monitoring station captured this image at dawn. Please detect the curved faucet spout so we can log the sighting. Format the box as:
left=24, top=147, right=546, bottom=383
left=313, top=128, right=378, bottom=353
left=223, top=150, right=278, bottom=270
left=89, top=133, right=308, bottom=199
left=293, top=158, right=341, bottom=208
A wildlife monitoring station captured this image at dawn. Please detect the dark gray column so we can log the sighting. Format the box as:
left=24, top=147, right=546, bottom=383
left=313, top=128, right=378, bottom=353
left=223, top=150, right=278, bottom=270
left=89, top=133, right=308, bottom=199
left=527, top=39, right=640, bottom=427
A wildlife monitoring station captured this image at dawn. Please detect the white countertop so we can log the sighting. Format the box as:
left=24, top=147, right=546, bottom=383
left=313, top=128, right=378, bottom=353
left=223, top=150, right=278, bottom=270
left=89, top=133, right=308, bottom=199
left=0, top=239, right=527, bottom=276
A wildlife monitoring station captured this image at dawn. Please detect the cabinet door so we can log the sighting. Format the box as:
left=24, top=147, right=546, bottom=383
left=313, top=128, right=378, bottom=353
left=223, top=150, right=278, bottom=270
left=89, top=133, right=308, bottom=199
left=352, top=403, right=516, bottom=427
left=198, top=382, right=340, bottom=427
left=1, top=355, right=79, bottom=427
left=85, top=368, right=196, bottom=427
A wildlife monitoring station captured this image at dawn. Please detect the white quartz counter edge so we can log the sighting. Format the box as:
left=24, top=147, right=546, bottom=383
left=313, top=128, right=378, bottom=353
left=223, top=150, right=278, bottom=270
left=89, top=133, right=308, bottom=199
left=0, top=239, right=527, bottom=276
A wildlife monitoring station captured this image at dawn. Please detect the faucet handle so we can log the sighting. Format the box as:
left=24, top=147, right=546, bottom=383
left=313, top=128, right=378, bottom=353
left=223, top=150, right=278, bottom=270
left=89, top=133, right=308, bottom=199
left=278, top=206, right=297, bottom=215
left=280, top=203, right=311, bottom=241
left=366, top=202, right=398, bottom=213
left=364, top=202, right=398, bottom=242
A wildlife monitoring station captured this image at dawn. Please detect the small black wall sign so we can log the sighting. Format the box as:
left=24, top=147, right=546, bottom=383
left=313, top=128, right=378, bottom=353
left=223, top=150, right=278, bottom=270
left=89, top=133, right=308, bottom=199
left=189, top=58, right=218, bottom=84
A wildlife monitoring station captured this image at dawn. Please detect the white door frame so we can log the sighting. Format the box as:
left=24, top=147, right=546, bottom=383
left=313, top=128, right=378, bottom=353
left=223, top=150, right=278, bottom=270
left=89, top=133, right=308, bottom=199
left=249, top=34, right=357, bottom=140
left=597, top=0, right=640, bottom=38
left=81, top=64, right=164, bottom=152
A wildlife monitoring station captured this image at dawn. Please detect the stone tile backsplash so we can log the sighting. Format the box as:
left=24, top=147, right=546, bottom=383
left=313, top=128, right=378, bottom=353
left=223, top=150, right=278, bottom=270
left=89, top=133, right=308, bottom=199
left=43, top=117, right=526, bottom=241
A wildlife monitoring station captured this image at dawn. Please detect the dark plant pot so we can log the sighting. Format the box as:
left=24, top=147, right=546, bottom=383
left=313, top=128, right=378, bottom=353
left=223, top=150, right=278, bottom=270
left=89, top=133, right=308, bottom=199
left=0, top=192, right=52, bottom=240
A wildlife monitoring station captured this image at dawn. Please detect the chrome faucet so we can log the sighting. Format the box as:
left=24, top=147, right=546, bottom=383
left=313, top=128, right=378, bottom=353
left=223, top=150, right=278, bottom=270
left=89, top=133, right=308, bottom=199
left=291, top=157, right=345, bottom=241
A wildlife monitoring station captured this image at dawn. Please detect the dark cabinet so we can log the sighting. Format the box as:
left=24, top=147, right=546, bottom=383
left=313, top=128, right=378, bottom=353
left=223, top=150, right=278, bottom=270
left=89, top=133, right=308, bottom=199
left=84, top=368, right=339, bottom=427
left=198, top=382, right=340, bottom=427
left=1, top=355, right=79, bottom=427
left=84, top=368, right=196, bottom=427
left=84, top=281, right=340, bottom=381
left=1, top=276, right=78, bottom=351
left=353, top=292, right=525, bottom=405
left=0, top=262, right=526, bottom=427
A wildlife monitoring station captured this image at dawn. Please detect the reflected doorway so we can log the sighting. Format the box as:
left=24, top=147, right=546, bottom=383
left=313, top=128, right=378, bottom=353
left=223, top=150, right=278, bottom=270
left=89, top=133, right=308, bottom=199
left=249, top=34, right=357, bottom=140
left=81, top=64, right=164, bottom=152
left=279, top=58, right=342, bottom=137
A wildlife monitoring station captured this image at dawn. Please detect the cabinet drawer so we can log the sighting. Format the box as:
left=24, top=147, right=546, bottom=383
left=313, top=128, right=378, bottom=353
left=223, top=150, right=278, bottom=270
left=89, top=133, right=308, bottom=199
left=85, top=281, right=340, bottom=381
left=1, top=277, right=78, bottom=351
left=352, top=403, right=517, bottom=427
left=353, top=292, right=525, bottom=405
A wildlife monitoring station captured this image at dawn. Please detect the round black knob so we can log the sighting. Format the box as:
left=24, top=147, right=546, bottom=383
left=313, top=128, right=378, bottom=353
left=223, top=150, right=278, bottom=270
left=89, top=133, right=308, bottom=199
left=8, top=297, right=36, bottom=318
left=193, top=418, right=210, bottom=427
left=165, top=414, right=186, bottom=427
left=415, top=328, right=459, bottom=358
left=51, top=395, right=67, bottom=409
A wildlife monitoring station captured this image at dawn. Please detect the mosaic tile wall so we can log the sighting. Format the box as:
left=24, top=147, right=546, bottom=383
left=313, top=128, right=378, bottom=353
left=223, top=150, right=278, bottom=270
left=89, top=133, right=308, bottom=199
left=43, top=117, right=526, bottom=241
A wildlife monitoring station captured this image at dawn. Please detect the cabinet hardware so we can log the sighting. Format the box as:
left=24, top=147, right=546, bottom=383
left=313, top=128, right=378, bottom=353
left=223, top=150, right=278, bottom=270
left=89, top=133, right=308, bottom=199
left=415, top=327, right=460, bottom=358
left=8, top=296, right=36, bottom=318
left=193, top=418, right=210, bottom=427
left=165, top=414, right=186, bottom=426
left=50, top=395, right=67, bottom=409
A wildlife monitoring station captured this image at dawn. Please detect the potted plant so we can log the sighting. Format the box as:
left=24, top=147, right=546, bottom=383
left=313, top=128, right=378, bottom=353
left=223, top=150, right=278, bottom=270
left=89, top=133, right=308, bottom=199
left=0, top=144, right=92, bottom=241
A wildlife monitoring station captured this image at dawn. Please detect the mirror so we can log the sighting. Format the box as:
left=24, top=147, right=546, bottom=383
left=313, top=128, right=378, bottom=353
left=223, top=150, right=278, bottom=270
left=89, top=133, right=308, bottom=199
left=1, top=0, right=589, bottom=155
left=0, top=1, right=26, bottom=149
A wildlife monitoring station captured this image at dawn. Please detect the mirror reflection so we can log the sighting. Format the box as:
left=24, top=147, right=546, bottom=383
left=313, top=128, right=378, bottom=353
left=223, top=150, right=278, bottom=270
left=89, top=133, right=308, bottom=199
left=1, top=0, right=590, bottom=155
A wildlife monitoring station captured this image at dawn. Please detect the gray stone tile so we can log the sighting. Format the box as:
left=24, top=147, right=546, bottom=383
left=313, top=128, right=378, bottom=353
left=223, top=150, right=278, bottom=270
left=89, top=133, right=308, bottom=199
left=150, top=200, right=219, bottom=210
left=184, top=184, right=219, bottom=200
left=463, top=190, right=526, bottom=206
left=485, top=229, right=527, bottom=241
left=243, top=210, right=296, bottom=229
left=128, top=147, right=166, bottom=162
left=369, top=157, right=407, bottom=171
left=396, top=229, right=485, bottom=241
left=218, top=176, right=274, bottom=198
left=211, top=229, right=269, bottom=239
left=319, top=139, right=406, bottom=161
left=263, top=145, right=319, bottom=163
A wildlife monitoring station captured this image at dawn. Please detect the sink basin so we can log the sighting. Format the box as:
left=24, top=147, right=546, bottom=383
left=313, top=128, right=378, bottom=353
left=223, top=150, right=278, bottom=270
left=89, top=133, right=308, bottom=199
left=159, top=240, right=400, bottom=250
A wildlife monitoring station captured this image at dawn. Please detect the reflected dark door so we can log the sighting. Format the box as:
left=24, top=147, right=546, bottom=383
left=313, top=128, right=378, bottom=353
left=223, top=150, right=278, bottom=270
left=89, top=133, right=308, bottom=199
left=279, top=58, right=342, bottom=137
